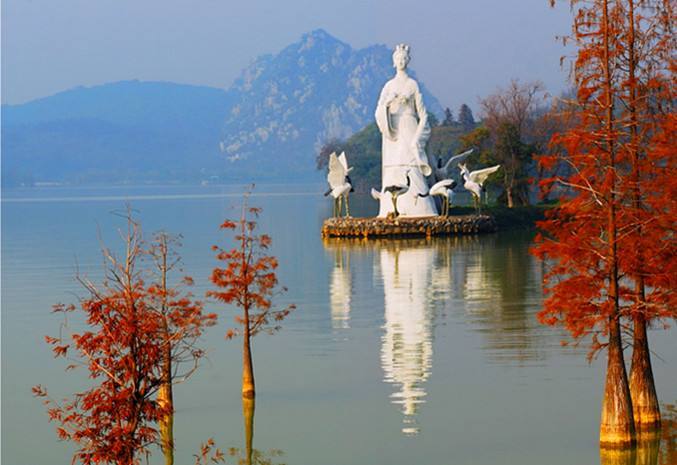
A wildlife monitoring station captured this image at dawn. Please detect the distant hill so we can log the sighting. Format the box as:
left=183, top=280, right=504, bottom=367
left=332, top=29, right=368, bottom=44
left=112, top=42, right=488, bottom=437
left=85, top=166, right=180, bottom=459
left=1, top=29, right=442, bottom=187
left=1, top=81, right=235, bottom=186
left=219, top=29, right=442, bottom=177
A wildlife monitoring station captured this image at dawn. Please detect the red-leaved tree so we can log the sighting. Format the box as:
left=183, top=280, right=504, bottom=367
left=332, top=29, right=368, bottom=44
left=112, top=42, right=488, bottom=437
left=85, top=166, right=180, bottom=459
left=535, top=0, right=675, bottom=446
left=208, top=197, right=295, bottom=399
left=613, top=0, right=676, bottom=432
left=35, top=213, right=216, bottom=465
left=533, top=0, right=637, bottom=448
left=147, top=232, right=218, bottom=465
left=34, top=216, right=166, bottom=465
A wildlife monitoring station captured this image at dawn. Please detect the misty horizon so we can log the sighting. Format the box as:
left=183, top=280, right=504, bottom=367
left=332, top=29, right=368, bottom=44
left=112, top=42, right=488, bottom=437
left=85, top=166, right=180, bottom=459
left=2, top=1, right=573, bottom=110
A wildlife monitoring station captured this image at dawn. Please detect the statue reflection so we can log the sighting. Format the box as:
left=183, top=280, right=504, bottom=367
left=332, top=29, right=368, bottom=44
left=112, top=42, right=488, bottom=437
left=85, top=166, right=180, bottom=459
left=228, top=398, right=285, bottom=465
left=329, top=248, right=352, bottom=329
left=323, top=233, right=554, bottom=436
left=378, top=239, right=446, bottom=436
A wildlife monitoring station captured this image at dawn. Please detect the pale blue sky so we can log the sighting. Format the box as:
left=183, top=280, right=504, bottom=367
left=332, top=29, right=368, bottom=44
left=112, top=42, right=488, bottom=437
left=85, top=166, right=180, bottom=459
left=1, top=0, right=573, bottom=111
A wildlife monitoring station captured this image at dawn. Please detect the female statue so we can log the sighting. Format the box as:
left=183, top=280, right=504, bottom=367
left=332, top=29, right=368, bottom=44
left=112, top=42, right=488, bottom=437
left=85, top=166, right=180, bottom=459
left=375, top=44, right=436, bottom=217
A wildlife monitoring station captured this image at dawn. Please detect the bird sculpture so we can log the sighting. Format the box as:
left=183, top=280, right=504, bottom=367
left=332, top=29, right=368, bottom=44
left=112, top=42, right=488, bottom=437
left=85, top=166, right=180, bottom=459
left=324, top=152, right=354, bottom=217
left=381, top=171, right=411, bottom=218
left=458, top=163, right=501, bottom=214
left=434, top=149, right=474, bottom=182
left=418, top=179, right=457, bottom=216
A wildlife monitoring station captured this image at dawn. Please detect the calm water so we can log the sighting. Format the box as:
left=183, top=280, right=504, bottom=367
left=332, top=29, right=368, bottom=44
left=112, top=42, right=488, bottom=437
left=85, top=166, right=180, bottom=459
left=2, top=185, right=675, bottom=465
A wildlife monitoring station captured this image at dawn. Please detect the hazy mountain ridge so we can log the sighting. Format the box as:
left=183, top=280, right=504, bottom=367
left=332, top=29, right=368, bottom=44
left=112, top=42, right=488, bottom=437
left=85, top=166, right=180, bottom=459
left=2, top=29, right=442, bottom=186
left=2, top=81, right=235, bottom=186
left=220, top=29, right=442, bottom=174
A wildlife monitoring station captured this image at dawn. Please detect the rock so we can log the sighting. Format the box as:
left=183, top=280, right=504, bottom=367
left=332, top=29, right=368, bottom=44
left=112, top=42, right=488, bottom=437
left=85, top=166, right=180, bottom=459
left=321, top=215, right=496, bottom=238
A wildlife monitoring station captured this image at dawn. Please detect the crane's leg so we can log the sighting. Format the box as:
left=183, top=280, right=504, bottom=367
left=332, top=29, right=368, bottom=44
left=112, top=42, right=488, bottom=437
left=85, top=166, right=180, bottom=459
left=444, top=198, right=449, bottom=216
left=345, top=194, right=350, bottom=217
left=391, top=196, right=399, bottom=217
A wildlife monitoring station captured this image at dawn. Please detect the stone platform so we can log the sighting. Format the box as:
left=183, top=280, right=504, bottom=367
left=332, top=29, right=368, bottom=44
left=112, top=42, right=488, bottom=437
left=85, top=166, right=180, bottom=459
left=321, top=215, right=497, bottom=238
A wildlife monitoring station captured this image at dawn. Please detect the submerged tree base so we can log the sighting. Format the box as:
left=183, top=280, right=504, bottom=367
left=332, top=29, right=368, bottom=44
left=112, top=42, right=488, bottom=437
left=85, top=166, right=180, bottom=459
left=600, top=431, right=637, bottom=449
left=630, top=317, right=662, bottom=433
left=322, top=215, right=497, bottom=238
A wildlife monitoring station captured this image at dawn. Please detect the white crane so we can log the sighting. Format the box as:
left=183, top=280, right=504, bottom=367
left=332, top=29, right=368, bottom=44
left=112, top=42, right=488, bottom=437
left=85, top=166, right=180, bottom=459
left=418, top=179, right=457, bottom=216
left=434, top=149, right=474, bottom=182
left=324, top=152, right=354, bottom=217
left=458, top=163, right=501, bottom=214
left=376, top=171, right=411, bottom=217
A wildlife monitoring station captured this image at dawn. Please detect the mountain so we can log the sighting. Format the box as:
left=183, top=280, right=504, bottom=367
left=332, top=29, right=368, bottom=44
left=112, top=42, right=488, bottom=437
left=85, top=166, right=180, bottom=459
left=219, top=29, right=442, bottom=177
left=2, top=29, right=442, bottom=186
left=2, top=81, right=235, bottom=186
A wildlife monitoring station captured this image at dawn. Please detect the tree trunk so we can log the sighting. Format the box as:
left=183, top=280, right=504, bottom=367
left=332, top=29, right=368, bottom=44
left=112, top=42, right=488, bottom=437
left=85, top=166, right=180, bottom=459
left=600, top=315, right=636, bottom=448
left=630, top=314, right=661, bottom=431
left=242, top=397, right=255, bottom=465
left=599, top=0, right=636, bottom=448
left=625, top=0, right=661, bottom=434
left=242, top=317, right=255, bottom=398
left=159, top=342, right=174, bottom=465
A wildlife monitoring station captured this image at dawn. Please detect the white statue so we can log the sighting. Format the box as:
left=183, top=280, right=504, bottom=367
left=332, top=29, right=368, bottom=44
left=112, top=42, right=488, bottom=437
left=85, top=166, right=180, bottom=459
left=375, top=44, right=436, bottom=217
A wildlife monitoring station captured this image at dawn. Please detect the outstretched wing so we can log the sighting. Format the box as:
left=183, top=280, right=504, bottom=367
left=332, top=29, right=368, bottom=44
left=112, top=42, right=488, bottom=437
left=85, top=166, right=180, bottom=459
left=338, top=151, right=353, bottom=173
left=328, top=152, right=347, bottom=189
left=469, top=164, right=501, bottom=184
left=443, top=149, right=474, bottom=171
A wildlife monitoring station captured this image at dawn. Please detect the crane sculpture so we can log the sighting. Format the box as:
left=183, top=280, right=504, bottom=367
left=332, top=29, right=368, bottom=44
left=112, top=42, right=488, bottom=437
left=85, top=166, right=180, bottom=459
left=324, top=152, right=354, bottom=218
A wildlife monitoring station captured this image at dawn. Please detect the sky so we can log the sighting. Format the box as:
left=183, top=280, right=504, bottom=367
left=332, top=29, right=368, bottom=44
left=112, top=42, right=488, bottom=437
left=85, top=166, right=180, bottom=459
left=1, top=0, right=574, bottom=112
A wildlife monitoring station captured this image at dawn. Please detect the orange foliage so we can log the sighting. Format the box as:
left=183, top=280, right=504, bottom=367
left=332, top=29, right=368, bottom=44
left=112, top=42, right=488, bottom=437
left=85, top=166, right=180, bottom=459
left=208, top=199, right=295, bottom=340
left=535, top=0, right=675, bottom=349
left=34, top=212, right=216, bottom=465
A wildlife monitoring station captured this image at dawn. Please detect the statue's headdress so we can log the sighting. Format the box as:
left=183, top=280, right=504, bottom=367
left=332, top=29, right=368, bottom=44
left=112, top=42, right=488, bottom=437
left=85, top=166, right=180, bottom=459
left=394, top=43, right=410, bottom=56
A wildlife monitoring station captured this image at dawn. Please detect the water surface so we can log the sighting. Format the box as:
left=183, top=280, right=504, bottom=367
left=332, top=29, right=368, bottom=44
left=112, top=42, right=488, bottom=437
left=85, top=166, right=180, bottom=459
left=2, top=185, right=675, bottom=465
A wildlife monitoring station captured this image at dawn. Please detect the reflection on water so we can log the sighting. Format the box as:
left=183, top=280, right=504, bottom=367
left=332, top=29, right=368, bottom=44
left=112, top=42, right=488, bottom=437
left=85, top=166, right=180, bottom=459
left=228, top=398, right=285, bottom=465
left=378, top=241, right=438, bottom=435
left=324, top=233, right=554, bottom=436
left=599, top=433, right=666, bottom=465
left=455, top=233, right=547, bottom=365
left=329, top=248, right=352, bottom=329
left=658, top=404, right=677, bottom=465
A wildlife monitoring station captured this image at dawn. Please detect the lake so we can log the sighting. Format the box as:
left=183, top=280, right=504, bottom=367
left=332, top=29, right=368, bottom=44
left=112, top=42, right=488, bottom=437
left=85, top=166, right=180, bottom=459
left=2, top=184, right=675, bottom=465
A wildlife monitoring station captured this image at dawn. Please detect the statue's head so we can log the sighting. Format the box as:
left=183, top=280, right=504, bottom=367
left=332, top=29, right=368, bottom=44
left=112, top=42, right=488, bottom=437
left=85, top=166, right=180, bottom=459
left=392, top=44, right=411, bottom=71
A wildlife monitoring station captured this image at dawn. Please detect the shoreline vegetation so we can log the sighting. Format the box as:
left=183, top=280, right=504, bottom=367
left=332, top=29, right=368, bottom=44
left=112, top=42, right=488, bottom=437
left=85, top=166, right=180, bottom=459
left=455, top=204, right=551, bottom=230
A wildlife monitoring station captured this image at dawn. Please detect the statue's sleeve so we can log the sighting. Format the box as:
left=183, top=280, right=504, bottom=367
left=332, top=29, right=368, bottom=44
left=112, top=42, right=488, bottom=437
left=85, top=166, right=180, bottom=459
left=375, top=84, right=395, bottom=140
left=413, top=83, right=432, bottom=176
left=413, top=83, right=430, bottom=145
